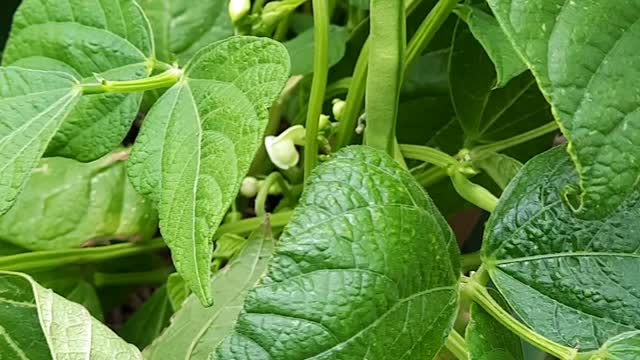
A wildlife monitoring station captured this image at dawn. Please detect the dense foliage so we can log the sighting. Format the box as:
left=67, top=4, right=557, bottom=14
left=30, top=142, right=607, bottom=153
left=0, top=0, right=638, bottom=359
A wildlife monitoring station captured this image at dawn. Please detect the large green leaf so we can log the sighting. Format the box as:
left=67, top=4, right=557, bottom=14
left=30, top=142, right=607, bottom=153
left=466, top=289, right=524, bottom=360
left=285, top=25, right=348, bottom=76
left=120, top=286, right=172, bottom=349
left=128, top=36, right=290, bottom=305
left=144, top=221, right=274, bottom=359
left=449, top=19, right=552, bottom=147
left=0, top=151, right=157, bottom=250
left=486, top=0, right=640, bottom=219
left=213, top=146, right=460, bottom=360
left=456, top=5, right=526, bottom=88
left=0, top=67, right=81, bottom=215
left=2, top=0, right=153, bottom=161
left=0, top=271, right=141, bottom=359
left=482, top=147, right=640, bottom=352
left=138, top=0, right=233, bottom=64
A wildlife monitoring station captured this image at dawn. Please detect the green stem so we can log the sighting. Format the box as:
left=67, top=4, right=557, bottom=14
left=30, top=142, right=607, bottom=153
left=255, top=172, right=291, bottom=216
left=471, top=121, right=558, bottom=159
left=0, top=238, right=167, bottom=272
left=273, top=13, right=291, bottom=41
left=400, top=144, right=458, bottom=168
left=446, top=330, right=470, bottom=360
left=252, top=0, right=267, bottom=13
left=405, top=0, right=459, bottom=69
left=81, top=68, right=183, bottom=95
left=93, top=268, right=170, bottom=287
left=464, top=273, right=578, bottom=360
left=450, top=171, right=498, bottom=212
left=304, top=0, right=330, bottom=180
left=461, top=251, right=482, bottom=273
left=415, top=166, right=448, bottom=187
left=365, top=0, right=406, bottom=154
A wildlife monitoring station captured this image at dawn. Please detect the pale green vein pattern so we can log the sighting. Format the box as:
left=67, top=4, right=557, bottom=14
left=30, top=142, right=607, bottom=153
left=2, top=0, right=154, bottom=161
left=128, top=36, right=290, bottom=305
left=213, top=146, right=460, bottom=360
left=0, top=152, right=157, bottom=250
left=138, top=0, right=233, bottom=63
left=487, top=0, right=640, bottom=219
left=0, top=67, right=80, bottom=215
left=144, top=222, right=274, bottom=359
left=483, top=147, right=640, bottom=352
left=584, top=331, right=640, bottom=360
left=0, top=271, right=141, bottom=359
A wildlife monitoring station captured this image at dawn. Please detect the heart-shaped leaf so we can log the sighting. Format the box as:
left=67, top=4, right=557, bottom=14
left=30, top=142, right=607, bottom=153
left=128, top=36, right=290, bottom=305
left=483, top=147, right=640, bottom=352
left=0, top=271, right=141, bottom=359
left=0, top=151, right=157, bottom=250
left=0, top=67, right=81, bottom=214
left=144, top=221, right=274, bottom=359
left=3, top=0, right=154, bottom=161
left=213, top=146, right=460, bottom=360
left=486, top=0, right=640, bottom=218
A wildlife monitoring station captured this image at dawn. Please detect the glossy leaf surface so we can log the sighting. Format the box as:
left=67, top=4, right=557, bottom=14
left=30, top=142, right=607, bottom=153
left=139, top=0, right=233, bottom=63
left=2, top=0, right=154, bottom=161
left=483, top=147, right=640, bottom=351
left=128, top=36, right=290, bottom=305
left=144, top=222, right=274, bottom=359
left=213, top=146, right=460, bottom=360
left=0, top=151, right=158, bottom=250
left=487, top=0, right=640, bottom=218
left=0, top=271, right=141, bottom=359
left=0, top=67, right=80, bottom=215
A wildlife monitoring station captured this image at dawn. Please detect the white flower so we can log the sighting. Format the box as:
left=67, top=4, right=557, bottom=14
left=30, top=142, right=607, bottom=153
left=228, top=0, right=250, bottom=23
left=240, top=176, right=260, bottom=197
left=265, top=125, right=305, bottom=170
left=332, top=99, right=346, bottom=121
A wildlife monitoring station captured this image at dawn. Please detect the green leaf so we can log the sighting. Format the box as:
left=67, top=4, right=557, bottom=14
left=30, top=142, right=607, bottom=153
left=0, top=67, right=81, bottom=215
left=128, top=36, right=290, bottom=305
left=482, top=147, right=640, bottom=352
left=449, top=19, right=552, bottom=147
left=0, top=151, right=158, bottom=250
left=139, top=0, right=234, bottom=64
left=120, top=286, right=173, bottom=349
left=144, top=221, right=274, bottom=359
left=583, top=331, right=640, bottom=360
left=0, top=271, right=141, bottom=359
left=456, top=5, right=526, bottom=88
left=64, top=281, right=104, bottom=322
left=2, top=0, right=153, bottom=161
left=474, top=153, right=523, bottom=190
left=466, top=289, right=524, bottom=360
left=486, top=0, right=640, bottom=219
left=285, top=25, right=348, bottom=76
left=349, top=0, right=370, bottom=10
left=213, top=146, right=460, bottom=359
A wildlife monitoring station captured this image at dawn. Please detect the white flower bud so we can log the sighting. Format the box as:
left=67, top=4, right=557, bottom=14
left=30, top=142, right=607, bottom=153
left=240, top=176, right=259, bottom=197
left=265, top=125, right=306, bottom=170
left=318, top=114, right=331, bottom=130
left=228, top=0, right=250, bottom=23
left=332, top=99, right=346, bottom=120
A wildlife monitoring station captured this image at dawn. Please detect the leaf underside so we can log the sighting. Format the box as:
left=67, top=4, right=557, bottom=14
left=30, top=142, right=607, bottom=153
left=0, top=271, right=141, bottom=359
left=213, top=146, right=460, bottom=360
left=483, top=147, right=640, bottom=351
left=487, top=0, right=640, bottom=219
left=128, top=36, right=291, bottom=305
left=2, top=0, right=153, bottom=161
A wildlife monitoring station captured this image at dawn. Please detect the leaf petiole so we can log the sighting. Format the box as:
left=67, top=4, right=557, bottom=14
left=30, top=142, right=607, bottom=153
left=449, top=171, right=498, bottom=212
left=400, top=144, right=458, bottom=168
left=445, top=330, right=470, bottom=360
left=462, top=270, right=578, bottom=360
left=81, top=68, right=183, bottom=95
left=471, top=121, right=559, bottom=159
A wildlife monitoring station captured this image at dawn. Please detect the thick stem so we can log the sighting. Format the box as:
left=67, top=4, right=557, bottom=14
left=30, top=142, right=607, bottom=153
left=464, top=272, right=578, bottom=360
left=81, top=68, right=183, bottom=95
left=93, top=268, right=170, bottom=287
left=405, top=0, right=459, bottom=69
left=400, top=144, right=458, bottom=168
left=445, top=330, right=470, bottom=360
left=450, top=171, right=498, bottom=212
left=460, top=251, right=482, bottom=273
left=304, top=0, right=330, bottom=179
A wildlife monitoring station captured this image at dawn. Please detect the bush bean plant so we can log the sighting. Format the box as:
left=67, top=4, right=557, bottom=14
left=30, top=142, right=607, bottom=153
left=0, top=0, right=638, bottom=359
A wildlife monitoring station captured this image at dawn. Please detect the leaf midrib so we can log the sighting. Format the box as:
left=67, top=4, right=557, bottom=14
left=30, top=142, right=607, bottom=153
left=492, top=251, right=640, bottom=266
